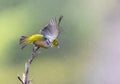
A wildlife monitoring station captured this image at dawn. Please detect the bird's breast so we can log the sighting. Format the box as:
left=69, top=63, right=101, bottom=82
left=34, top=40, right=49, bottom=48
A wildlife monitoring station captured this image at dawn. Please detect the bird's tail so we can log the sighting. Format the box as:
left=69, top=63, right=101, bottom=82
left=19, top=36, right=29, bottom=49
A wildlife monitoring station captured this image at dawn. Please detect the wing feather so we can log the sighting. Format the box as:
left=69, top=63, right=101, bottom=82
left=40, top=17, right=59, bottom=42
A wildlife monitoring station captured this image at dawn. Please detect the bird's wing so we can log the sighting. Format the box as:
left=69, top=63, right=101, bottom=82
left=40, top=17, right=60, bottom=42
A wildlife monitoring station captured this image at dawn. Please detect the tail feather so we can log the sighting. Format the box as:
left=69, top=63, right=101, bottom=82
left=19, top=36, right=28, bottom=49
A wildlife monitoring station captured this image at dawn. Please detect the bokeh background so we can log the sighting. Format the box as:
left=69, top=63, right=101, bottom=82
left=0, top=0, right=120, bottom=84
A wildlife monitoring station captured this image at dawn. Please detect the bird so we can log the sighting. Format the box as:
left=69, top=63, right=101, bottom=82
left=19, top=16, right=63, bottom=51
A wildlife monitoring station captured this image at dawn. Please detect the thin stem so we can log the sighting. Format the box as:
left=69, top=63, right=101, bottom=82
left=18, top=46, right=39, bottom=84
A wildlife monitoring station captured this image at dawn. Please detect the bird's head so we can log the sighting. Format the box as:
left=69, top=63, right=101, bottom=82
left=52, top=39, right=59, bottom=47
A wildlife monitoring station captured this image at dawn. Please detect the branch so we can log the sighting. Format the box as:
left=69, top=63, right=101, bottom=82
left=18, top=46, right=39, bottom=84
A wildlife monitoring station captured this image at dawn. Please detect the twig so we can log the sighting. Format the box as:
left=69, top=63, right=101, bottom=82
left=18, top=76, right=24, bottom=84
left=18, top=46, right=39, bottom=84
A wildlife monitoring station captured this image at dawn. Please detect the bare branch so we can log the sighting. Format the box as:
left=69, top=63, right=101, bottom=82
left=18, top=75, right=24, bottom=84
left=18, top=46, right=39, bottom=84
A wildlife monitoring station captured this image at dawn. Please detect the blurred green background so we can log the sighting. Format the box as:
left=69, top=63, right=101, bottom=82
left=0, top=0, right=120, bottom=84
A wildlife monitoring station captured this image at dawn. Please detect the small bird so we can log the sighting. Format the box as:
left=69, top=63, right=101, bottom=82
left=19, top=16, right=63, bottom=51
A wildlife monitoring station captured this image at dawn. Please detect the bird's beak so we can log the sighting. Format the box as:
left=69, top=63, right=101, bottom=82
left=57, top=45, right=60, bottom=48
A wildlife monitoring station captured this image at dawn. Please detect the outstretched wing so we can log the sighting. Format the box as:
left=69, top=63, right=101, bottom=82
left=40, top=17, right=60, bottom=42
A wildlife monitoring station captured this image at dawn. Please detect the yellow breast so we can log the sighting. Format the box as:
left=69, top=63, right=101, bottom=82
left=34, top=40, right=49, bottom=48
